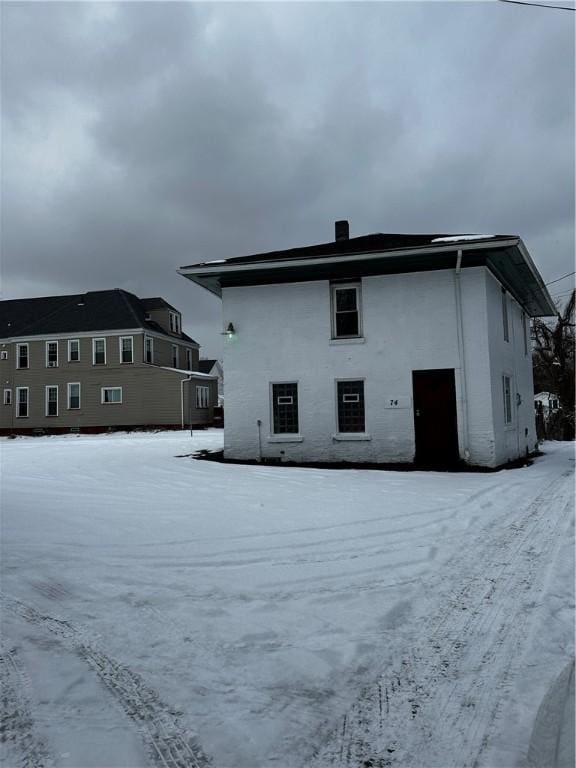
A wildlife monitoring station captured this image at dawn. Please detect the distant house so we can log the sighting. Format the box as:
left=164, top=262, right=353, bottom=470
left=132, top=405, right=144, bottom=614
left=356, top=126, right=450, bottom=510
left=534, top=392, right=561, bottom=417
left=198, top=359, right=223, bottom=402
left=179, top=221, right=556, bottom=468
left=0, top=290, right=217, bottom=434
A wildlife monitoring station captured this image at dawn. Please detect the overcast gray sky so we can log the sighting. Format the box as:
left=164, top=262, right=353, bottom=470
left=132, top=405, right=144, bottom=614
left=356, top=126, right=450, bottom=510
left=2, top=1, right=574, bottom=357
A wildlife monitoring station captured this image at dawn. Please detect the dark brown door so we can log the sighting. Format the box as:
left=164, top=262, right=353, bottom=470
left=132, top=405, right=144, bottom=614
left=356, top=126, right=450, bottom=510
left=412, top=369, right=459, bottom=466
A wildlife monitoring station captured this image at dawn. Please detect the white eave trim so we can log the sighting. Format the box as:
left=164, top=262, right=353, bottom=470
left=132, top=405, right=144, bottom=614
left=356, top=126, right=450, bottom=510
left=178, top=238, right=519, bottom=279
left=0, top=327, right=201, bottom=348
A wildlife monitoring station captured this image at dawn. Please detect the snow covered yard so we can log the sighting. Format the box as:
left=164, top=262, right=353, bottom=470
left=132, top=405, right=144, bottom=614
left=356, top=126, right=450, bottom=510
left=0, top=430, right=573, bottom=768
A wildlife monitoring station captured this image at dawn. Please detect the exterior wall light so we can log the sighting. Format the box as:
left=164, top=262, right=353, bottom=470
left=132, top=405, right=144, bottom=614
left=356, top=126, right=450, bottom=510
left=222, top=322, right=236, bottom=338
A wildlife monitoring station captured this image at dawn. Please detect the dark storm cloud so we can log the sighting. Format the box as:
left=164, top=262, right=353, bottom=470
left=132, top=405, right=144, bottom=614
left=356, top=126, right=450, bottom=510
left=2, top=1, right=574, bottom=355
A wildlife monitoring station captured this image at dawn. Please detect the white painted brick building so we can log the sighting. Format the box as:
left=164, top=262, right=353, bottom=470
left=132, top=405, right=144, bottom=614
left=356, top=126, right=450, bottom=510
left=180, top=223, right=556, bottom=468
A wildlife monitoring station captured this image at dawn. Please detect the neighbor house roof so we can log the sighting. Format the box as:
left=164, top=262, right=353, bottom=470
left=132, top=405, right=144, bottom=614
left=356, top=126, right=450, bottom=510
left=0, top=289, right=199, bottom=344
left=179, top=230, right=556, bottom=317
left=198, top=359, right=219, bottom=374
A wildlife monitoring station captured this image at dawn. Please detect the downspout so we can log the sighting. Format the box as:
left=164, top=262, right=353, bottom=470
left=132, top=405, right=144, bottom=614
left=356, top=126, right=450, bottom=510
left=454, top=249, right=470, bottom=461
left=181, top=374, right=193, bottom=430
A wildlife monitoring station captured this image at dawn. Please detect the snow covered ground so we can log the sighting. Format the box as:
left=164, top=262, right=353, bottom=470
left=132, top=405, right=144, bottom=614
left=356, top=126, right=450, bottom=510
left=0, top=430, right=573, bottom=768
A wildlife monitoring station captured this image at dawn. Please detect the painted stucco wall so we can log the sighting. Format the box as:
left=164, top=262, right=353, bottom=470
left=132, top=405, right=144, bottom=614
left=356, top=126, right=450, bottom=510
left=221, top=266, right=514, bottom=466
left=485, top=271, right=537, bottom=465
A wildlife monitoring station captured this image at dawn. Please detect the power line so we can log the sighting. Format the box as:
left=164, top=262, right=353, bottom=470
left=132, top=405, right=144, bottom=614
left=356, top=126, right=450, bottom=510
left=498, top=0, right=576, bottom=10
left=546, top=271, right=576, bottom=286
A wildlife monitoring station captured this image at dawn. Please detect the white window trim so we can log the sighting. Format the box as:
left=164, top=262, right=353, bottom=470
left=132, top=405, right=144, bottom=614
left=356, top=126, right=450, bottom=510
left=169, top=311, right=181, bottom=334
left=68, top=339, right=80, bottom=362
left=0, top=351, right=7, bottom=360
left=45, top=341, right=59, bottom=368
left=45, top=385, right=59, bottom=417
left=172, top=344, right=179, bottom=369
left=331, top=283, right=363, bottom=340
left=119, top=336, right=134, bottom=364
left=92, top=337, right=106, bottom=365
left=144, top=335, right=154, bottom=364
left=186, top=349, right=192, bottom=370
left=196, top=385, right=210, bottom=409
left=502, top=290, right=509, bottom=343
left=101, top=386, right=123, bottom=404
left=16, top=387, right=29, bottom=418
left=3, top=388, right=12, bottom=406
left=16, top=343, right=29, bottom=369
left=67, top=382, right=81, bottom=410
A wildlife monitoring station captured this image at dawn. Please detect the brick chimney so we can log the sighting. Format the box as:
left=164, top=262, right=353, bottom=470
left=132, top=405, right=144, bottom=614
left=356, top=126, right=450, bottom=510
left=335, top=220, right=349, bottom=241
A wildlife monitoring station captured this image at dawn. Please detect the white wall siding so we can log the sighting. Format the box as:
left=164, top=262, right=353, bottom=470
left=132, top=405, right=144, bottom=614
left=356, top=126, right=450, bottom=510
left=485, top=272, right=537, bottom=465
left=222, top=266, right=502, bottom=466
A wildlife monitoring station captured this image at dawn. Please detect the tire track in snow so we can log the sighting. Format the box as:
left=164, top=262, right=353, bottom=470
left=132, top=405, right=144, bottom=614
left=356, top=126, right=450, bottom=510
left=0, top=595, right=212, bottom=768
left=0, top=645, right=53, bottom=768
left=308, top=465, right=574, bottom=768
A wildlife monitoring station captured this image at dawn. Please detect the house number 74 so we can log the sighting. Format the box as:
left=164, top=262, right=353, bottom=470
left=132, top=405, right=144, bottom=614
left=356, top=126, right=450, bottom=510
left=389, top=399, right=398, bottom=406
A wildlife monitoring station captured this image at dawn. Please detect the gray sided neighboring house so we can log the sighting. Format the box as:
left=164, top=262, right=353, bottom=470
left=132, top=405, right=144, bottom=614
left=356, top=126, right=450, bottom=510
left=0, top=290, right=218, bottom=434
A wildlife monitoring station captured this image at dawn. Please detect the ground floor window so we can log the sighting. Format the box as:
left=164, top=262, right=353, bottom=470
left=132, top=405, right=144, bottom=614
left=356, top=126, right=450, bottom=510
left=3, top=389, right=12, bottom=406
left=16, top=388, right=29, bottom=417
left=144, top=336, right=154, bottom=364
left=45, top=385, right=58, bottom=416
left=271, top=382, right=299, bottom=434
left=502, top=375, right=512, bottom=424
left=337, top=380, right=365, bottom=432
left=101, top=387, right=122, bottom=404
left=196, top=385, right=210, bottom=409
left=68, top=382, right=81, bottom=410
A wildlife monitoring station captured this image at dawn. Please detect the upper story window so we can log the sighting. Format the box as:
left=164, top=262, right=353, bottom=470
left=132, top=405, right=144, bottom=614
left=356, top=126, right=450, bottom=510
left=68, top=339, right=80, bottom=362
left=337, top=380, right=365, bottom=433
left=144, top=336, right=154, bottom=364
left=186, top=349, right=192, bottom=371
left=169, top=311, right=181, bottom=334
left=271, top=382, right=299, bottom=434
left=93, top=338, right=106, bottom=365
left=331, top=283, right=362, bottom=339
left=502, top=290, right=509, bottom=342
left=120, top=336, right=133, bottom=364
left=172, top=345, right=179, bottom=368
left=17, top=343, right=29, bottom=369
left=46, top=341, right=58, bottom=368
left=502, top=375, right=512, bottom=424
left=522, top=313, right=529, bottom=356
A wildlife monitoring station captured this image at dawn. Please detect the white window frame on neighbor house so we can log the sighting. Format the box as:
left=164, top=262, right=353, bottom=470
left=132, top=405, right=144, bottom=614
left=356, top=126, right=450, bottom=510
left=144, top=335, right=154, bottom=364
left=502, top=290, right=509, bottom=342
left=3, top=389, right=12, bottom=406
left=172, top=345, right=179, bottom=369
left=16, top=343, right=29, bottom=369
left=0, top=351, right=7, bottom=360
left=16, top=387, right=29, bottom=418
left=119, top=336, right=134, bottom=364
left=169, top=311, right=181, bottom=334
left=67, top=382, right=81, bottom=410
left=92, top=337, right=106, bottom=365
left=331, top=283, right=363, bottom=340
left=196, top=385, right=210, bottom=409
left=186, top=349, right=192, bottom=370
left=502, top=374, right=513, bottom=425
left=101, top=386, right=122, bottom=404
left=45, top=385, right=59, bottom=417
left=68, top=339, right=80, bottom=362
left=45, top=341, right=59, bottom=368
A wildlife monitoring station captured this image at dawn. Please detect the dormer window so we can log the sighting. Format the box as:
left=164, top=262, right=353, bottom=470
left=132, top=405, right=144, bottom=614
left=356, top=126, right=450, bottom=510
left=169, top=311, right=181, bottom=334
